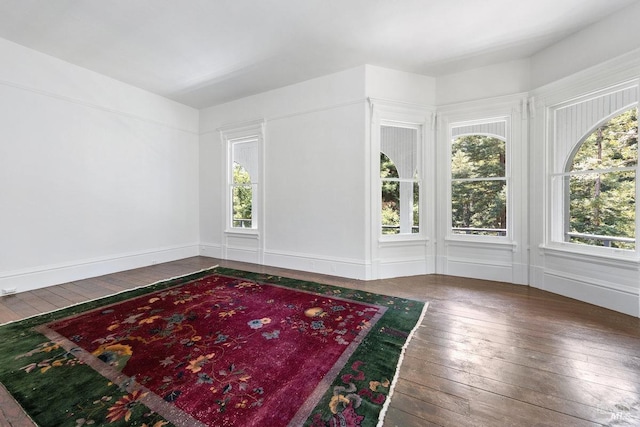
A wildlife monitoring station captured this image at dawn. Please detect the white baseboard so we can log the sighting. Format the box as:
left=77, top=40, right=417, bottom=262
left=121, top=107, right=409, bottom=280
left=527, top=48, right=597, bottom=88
left=445, top=257, right=515, bottom=283
left=0, top=244, right=200, bottom=294
left=531, top=265, right=639, bottom=317
left=199, top=242, right=224, bottom=259
left=226, top=247, right=261, bottom=264
left=263, top=250, right=369, bottom=280
left=375, top=256, right=434, bottom=279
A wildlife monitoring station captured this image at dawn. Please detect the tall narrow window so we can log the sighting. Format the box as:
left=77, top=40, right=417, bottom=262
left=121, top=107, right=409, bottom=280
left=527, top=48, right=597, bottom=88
left=380, top=124, right=421, bottom=235
left=450, top=120, right=508, bottom=236
left=230, top=138, right=258, bottom=229
left=221, top=120, right=264, bottom=234
left=565, top=107, right=637, bottom=249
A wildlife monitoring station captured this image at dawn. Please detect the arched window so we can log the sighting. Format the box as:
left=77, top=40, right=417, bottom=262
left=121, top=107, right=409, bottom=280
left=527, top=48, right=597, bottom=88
left=565, top=107, right=638, bottom=249
left=380, top=125, right=421, bottom=235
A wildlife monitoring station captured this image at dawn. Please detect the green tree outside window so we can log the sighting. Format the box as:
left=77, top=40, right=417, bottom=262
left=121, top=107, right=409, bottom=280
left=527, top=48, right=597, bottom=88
left=451, top=135, right=507, bottom=236
left=567, top=108, right=638, bottom=249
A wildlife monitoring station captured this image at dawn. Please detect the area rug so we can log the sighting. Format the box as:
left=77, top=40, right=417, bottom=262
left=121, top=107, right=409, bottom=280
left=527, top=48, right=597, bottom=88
left=0, top=267, right=427, bottom=427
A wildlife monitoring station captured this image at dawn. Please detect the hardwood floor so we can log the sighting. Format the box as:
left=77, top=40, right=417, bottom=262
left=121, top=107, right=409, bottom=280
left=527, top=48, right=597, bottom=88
left=1, top=256, right=639, bottom=426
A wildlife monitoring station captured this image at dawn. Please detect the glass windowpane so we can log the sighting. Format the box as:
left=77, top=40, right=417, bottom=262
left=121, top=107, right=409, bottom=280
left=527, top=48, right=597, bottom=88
left=452, top=180, right=506, bottom=236
left=452, top=135, right=505, bottom=179
left=568, top=171, right=635, bottom=249
left=381, top=180, right=399, bottom=235
left=232, top=184, right=253, bottom=228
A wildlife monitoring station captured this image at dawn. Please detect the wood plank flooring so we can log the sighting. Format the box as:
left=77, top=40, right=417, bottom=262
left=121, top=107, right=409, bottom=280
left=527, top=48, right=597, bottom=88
left=1, top=256, right=639, bottom=426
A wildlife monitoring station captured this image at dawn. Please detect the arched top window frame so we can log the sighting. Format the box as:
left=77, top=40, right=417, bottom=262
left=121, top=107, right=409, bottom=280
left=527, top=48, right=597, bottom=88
left=547, top=80, right=639, bottom=258
left=564, top=106, right=637, bottom=172
left=379, top=120, right=423, bottom=237
left=368, top=98, right=434, bottom=246
left=561, top=105, right=638, bottom=250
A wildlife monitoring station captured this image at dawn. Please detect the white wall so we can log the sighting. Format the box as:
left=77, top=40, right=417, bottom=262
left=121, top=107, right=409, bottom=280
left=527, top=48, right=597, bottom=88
left=199, top=67, right=369, bottom=278
left=530, top=1, right=640, bottom=89
left=366, top=65, right=436, bottom=106
left=200, top=66, right=440, bottom=280
left=436, top=59, right=531, bottom=106
left=0, top=38, right=200, bottom=293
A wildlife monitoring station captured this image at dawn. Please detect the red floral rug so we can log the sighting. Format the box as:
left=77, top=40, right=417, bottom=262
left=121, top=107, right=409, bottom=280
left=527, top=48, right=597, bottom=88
left=0, top=268, right=426, bottom=427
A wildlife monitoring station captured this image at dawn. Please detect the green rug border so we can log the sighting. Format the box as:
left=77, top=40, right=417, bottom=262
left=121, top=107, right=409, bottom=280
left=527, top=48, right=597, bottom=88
left=0, top=267, right=427, bottom=427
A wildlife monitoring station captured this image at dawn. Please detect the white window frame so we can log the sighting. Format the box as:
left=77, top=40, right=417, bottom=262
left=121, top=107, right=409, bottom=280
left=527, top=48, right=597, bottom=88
left=370, top=100, right=432, bottom=244
left=379, top=120, right=423, bottom=237
left=447, top=116, right=512, bottom=242
left=220, top=120, right=265, bottom=236
left=547, top=82, right=639, bottom=258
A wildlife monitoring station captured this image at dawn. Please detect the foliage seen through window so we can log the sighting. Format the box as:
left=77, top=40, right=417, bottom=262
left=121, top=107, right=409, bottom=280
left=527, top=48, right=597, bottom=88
left=451, top=135, right=506, bottom=236
left=567, top=108, right=637, bottom=249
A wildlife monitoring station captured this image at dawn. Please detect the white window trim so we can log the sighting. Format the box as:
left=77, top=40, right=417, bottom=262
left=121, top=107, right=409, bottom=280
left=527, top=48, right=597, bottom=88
left=219, top=120, right=265, bottom=236
left=379, top=120, right=423, bottom=239
left=446, top=116, right=512, bottom=243
left=545, top=82, right=639, bottom=259
left=369, top=98, right=433, bottom=244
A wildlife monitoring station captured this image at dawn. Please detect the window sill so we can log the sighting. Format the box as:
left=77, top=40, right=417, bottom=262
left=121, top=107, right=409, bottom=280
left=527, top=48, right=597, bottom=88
left=445, top=235, right=516, bottom=248
left=378, top=234, right=429, bottom=246
left=224, top=229, right=260, bottom=238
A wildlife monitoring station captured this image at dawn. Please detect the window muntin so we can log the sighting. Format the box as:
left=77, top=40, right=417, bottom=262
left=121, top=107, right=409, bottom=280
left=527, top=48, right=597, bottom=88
left=450, top=132, right=507, bottom=237
left=565, top=107, right=637, bottom=250
left=380, top=124, right=421, bottom=235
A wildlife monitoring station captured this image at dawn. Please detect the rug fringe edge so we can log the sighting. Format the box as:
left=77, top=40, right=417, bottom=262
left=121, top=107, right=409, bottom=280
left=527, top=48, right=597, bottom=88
left=375, top=300, right=429, bottom=427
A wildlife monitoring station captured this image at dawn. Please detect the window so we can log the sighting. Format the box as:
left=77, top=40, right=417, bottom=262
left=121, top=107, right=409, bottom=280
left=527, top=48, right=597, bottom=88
left=565, top=107, right=638, bottom=249
left=450, top=120, right=508, bottom=237
left=230, top=138, right=258, bottom=229
left=549, top=83, right=639, bottom=254
left=380, top=124, right=421, bottom=235
left=221, top=120, right=264, bottom=233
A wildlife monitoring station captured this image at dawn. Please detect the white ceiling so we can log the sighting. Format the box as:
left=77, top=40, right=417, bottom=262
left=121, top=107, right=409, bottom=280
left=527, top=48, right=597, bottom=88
left=0, top=0, right=637, bottom=108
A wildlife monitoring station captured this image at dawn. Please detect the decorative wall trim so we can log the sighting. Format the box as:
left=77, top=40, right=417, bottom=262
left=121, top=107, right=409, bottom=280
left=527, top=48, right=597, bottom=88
left=0, top=244, right=200, bottom=294
left=444, top=238, right=518, bottom=250
left=201, top=98, right=367, bottom=136
left=263, top=249, right=369, bottom=280
left=437, top=92, right=530, bottom=113
left=0, top=78, right=198, bottom=135
left=199, top=242, right=224, bottom=259
left=226, top=247, right=261, bottom=265
left=445, top=256, right=513, bottom=269
left=539, top=245, right=640, bottom=269
left=367, top=97, right=435, bottom=115
left=539, top=268, right=639, bottom=317
left=446, top=258, right=514, bottom=283
left=378, top=237, right=429, bottom=248
left=531, top=48, right=640, bottom=104
left=543, top=266, right=638, bottom=296
left=375, top=256, right=433, bottom=280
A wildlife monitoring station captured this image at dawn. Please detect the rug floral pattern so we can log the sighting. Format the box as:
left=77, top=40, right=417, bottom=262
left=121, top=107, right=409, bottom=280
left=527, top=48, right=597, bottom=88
left=0, top=268, right=426, bottom=427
